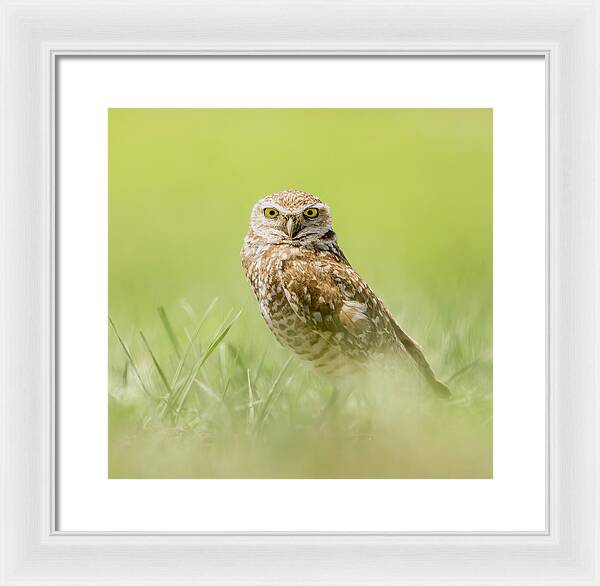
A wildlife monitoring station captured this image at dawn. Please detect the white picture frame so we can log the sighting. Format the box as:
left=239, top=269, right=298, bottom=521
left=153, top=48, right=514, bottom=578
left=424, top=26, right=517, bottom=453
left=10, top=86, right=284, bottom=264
left=1, top=0, right=598, bottom=583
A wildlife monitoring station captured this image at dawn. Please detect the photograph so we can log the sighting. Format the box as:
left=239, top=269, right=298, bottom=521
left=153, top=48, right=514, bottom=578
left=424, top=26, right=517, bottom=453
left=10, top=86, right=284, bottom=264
left=108, top=107, right=492, bottom=478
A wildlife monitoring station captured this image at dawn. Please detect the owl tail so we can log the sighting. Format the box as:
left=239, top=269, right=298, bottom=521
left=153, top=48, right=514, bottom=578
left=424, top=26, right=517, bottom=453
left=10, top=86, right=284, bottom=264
left=426, top=376, right=452, bottom=398
left=391, top=322, right=451, bottom=398
left=409, top=351, right=452, bottom=399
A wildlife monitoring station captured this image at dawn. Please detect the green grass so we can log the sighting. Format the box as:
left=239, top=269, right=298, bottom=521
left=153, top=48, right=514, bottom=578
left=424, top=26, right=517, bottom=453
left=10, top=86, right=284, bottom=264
left=108, top=296, right=492, bottom=478
left=108, top=107, right=492, bottom=478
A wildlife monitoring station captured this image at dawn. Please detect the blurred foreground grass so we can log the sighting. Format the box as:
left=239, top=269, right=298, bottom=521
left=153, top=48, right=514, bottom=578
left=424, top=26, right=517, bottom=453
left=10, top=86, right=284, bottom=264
left=109, top=295, right=492, bottom=478
left=108, top=108, right=492, bottom=478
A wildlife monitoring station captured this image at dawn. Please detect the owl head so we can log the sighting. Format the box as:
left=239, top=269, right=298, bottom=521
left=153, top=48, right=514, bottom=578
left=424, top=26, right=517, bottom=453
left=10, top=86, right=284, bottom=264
left=247, top=189, right=335, bottom=245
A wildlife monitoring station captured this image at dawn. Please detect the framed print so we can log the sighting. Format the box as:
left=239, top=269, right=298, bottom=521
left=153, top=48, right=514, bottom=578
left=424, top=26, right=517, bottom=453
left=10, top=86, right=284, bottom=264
left=1, top=0, right=599, bottom=584
left=56, top=55, right=545, bottom=533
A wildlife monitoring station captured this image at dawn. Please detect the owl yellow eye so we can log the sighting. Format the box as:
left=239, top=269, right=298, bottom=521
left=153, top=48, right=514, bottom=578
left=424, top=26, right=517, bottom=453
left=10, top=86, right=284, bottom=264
left=264, top=207, right=279, bottom=219
left=303, top=207, right=319, bottom=219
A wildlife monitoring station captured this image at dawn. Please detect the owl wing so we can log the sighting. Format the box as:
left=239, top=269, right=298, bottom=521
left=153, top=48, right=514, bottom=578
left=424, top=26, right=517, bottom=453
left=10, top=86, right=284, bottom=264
left=278, top=256, right=387, bottom=345
left=279, top=255, right=451, bottom=396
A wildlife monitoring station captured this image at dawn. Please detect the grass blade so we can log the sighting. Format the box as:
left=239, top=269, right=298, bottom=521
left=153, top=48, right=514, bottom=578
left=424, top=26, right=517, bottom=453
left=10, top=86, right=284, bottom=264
left=251, top=349, right=268, bottom=392
left=157, top=305, right=182, bottom=359
left=139, top=330, right=173, bottom=397
left=194, top=380, right=222, bottom=403
left=109, top=317, right=154, bottom=399
left=169, top=311, right=242, bottom=418
left=121, top=360, right=129, bottom=386
left=256, top=356, right=294, bottom=427
left=170, top=297, right=218, bottom=388
left=445, top=356, right=490, bottom=385
left=247, top=368, right=255, bottom=426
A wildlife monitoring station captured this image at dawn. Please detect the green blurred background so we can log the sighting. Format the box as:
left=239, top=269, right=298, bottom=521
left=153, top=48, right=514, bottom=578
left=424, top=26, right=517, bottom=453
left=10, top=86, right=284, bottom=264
left=108, top=108, right=492, bottom=479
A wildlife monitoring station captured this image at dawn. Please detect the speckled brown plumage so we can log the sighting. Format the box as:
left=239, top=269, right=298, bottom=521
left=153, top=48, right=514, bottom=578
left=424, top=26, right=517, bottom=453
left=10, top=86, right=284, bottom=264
left=241, top=188, right=449, bottom=395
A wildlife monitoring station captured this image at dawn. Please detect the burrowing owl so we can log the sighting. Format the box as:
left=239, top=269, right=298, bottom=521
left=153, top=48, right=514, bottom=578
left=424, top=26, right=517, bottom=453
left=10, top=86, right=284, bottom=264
left=241, top=188, right=450, bottom=396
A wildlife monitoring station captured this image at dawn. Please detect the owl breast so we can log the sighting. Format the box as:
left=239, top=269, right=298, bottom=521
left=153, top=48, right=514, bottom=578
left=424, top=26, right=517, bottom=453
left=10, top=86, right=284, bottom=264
left=242, top=243, right=352, bottom=376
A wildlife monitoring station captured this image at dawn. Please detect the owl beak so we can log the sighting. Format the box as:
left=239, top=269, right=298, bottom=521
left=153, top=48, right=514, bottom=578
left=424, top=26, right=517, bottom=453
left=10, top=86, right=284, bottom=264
left=286, top=216, right=301, bottom=238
